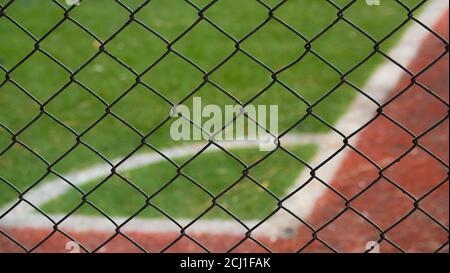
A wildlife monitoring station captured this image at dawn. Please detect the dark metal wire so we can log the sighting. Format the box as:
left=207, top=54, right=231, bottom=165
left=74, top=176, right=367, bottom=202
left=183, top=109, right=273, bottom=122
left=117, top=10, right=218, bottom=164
left=0, top=0, right=448, bottom=253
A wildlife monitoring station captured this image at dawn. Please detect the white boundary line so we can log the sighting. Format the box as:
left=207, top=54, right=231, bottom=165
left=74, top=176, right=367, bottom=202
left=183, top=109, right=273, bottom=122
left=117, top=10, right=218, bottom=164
left=0, top=133, right=326, bottom=214
left=0, top=0, right=448, bottom=238
left=4, top=213, right=261, bottom=236
left=0, top=133, right=328, bottom=235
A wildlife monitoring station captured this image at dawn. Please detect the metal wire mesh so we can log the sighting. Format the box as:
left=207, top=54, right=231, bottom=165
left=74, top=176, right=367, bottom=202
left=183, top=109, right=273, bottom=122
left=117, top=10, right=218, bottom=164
left=0, top=0, right=448, bottom=253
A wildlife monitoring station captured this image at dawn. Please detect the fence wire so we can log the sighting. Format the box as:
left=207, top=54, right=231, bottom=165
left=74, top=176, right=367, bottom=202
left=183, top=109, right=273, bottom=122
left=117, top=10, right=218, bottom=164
left=0, top=0, right=448, bottom=253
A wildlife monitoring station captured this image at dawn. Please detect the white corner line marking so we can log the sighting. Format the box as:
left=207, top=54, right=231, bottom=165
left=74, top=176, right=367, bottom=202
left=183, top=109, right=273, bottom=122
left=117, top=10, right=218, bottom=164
left=0, top=133, right=326, bottom=227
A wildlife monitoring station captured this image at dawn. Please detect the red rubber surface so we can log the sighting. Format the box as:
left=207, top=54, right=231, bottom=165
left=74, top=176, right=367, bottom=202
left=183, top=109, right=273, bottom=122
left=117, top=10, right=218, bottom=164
left=0, top=11, right=448, bottom=253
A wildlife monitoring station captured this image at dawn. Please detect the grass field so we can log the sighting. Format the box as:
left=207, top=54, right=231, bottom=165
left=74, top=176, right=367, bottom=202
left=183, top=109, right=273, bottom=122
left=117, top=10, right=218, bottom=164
left=43, top=145, right=316, bottom=219
left=0, top=0, right=423, bottom=219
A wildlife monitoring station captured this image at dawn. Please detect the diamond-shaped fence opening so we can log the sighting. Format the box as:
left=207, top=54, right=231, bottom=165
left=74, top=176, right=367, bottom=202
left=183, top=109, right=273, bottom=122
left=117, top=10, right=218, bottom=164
left=0, top=0, right=448, bottom=253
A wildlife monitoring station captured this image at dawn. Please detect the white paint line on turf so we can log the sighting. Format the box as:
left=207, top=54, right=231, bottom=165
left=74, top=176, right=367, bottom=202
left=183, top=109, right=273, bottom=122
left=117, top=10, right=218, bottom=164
left=0, top=0, right=447, bottom=238
left=1, top=212, right=259, bottom=236
left=0, top=134, right=324, bottom=225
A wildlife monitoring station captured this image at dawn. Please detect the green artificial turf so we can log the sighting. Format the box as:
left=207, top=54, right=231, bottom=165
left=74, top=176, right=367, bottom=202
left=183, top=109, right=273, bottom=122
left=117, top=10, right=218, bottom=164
left=42, top=145, right=316, bottom=220
left=0, top=0, right=424, bottom=207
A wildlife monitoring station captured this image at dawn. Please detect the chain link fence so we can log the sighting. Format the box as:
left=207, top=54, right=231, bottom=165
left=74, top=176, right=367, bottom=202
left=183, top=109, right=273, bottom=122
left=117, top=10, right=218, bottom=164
left=0, top=0, right=448, bottom=253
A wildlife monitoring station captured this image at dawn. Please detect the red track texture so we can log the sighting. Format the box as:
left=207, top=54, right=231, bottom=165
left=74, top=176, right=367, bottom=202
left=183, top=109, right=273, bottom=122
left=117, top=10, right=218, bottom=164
left=0, top=12, right=448, bottom=253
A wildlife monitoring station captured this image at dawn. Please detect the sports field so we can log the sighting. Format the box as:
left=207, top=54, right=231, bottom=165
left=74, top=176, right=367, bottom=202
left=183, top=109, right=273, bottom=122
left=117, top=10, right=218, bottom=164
left=0, top=0, right=429, bottom=222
